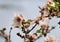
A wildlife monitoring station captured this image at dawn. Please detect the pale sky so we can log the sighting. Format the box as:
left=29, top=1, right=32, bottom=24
left=0, top=0, right=60, bottom=42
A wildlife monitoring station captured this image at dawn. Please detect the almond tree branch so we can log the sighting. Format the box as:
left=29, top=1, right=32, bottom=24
left=17, top=33, right=24, bottom=38
left=9, top=27, right=12, bottom=42
left=21, top=27, right=27, bottom=34
left=35, top=34, right=42, bottom=41
left=27, top=24, right=37, bottom=34
left=48, top=27, right=55, bottom=33
left=0, top=28, right=9, bottom=42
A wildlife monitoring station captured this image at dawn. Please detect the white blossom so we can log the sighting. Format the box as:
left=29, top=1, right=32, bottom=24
left=47, top=0, right=55, bottom=7
left=39, top=17, right=50, bottom=26
left=12, top=14, right=25, bottom=28
left=44, top=35, right=58, bottom=42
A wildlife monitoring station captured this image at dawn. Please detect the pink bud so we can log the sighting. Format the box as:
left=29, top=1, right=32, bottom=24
left=12, top=14, right=25, bottom=28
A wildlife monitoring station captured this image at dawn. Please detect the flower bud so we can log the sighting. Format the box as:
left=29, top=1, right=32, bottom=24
left=12, top=14, right=25, bottom=28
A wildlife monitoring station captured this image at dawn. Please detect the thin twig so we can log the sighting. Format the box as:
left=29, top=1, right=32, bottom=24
left=35, top=34, right=42, bottom=40
left=21, top=27, right=27, bottom=33
left=0, top=28, right=9, bottom=42
left=27, top=24, right=37, bottom=34
left=17, top=33, right=24, bottom=38
left=9, top=27, right=12, bottom=42
left=48, top=26, right=55, bottom=33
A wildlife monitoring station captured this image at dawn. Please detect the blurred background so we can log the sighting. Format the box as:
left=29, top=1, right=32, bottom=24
left=0, top=0, right=60, bottom=42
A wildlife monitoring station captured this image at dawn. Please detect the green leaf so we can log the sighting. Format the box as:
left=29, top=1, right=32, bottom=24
left=37, top=29, right=42, bottom=33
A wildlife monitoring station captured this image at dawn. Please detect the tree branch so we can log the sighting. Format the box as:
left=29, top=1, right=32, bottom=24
left=35, top=34, right=42, bottom=40
left=9, top=27, right=12, bottom=42
left=21, top=27, right=27, bottom=33
left=17, top=33, right=24, bottom=38
left=27, top=24, right=37, bottom=34
left=48, top=26, right=55, bottom=33
left=0, top=28, right=9, bottom=42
